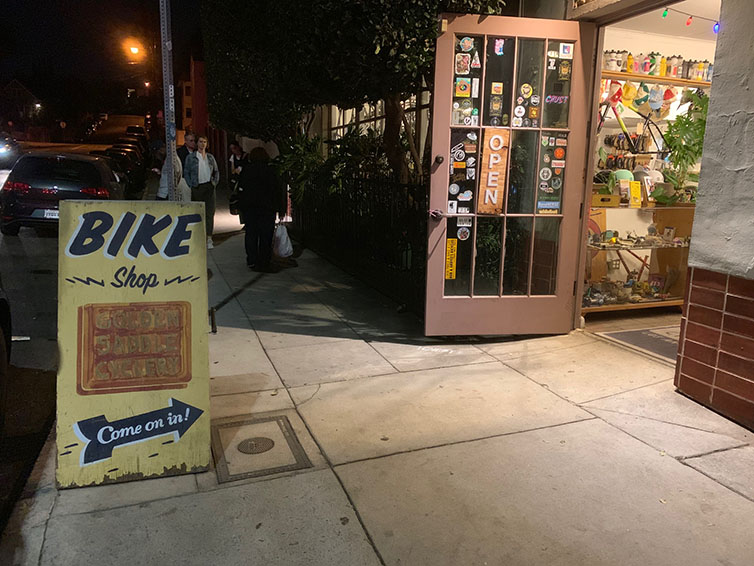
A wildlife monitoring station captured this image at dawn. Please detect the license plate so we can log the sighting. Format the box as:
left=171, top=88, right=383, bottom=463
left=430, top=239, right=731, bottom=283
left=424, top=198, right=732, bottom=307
left=44, top=209, right=59, bottom=219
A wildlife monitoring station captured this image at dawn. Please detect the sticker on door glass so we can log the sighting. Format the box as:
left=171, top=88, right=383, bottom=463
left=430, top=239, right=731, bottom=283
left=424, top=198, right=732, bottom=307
left=537, top=131, right=567, bottom=214
left=445, top=238, right=458, bottom=280
left=455, top=53, right=471, bottom=75
left=457, top=227, right=471, bottom=241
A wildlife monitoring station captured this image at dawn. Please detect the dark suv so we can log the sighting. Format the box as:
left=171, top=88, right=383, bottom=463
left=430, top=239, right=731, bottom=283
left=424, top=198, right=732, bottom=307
left=0, top=153, right=124, bottom=236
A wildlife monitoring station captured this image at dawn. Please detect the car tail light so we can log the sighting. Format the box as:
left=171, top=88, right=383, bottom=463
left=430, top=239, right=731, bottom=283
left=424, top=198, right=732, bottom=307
left=2, top=180, right=31, bottom=194
left=80, top=187, right=110, bottom=198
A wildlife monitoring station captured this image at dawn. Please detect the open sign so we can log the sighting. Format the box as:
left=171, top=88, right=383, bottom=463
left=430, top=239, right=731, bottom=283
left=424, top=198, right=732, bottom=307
left=477, top=128, right=510, bottom=214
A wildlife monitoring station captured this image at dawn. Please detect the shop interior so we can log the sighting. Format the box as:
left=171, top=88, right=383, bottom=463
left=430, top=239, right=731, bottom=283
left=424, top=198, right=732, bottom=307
left=581, top=0, right=720, bottom=339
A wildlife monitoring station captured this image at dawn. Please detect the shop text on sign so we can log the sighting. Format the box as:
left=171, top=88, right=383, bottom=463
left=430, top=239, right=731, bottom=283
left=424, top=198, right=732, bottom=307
left=65, top=211, right=203, bottom=295
left=478, top=128, right=510, bottom=214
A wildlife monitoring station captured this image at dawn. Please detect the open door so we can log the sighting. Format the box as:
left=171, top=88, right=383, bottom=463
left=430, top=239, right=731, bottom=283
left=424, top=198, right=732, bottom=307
left=425, top=14, right=597, bottom=336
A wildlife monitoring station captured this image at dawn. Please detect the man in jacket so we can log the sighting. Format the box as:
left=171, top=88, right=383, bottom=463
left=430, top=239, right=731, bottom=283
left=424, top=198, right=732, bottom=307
left=177, top=131, right=196, bottom=168
left=184, top=136, right=220, bottom=249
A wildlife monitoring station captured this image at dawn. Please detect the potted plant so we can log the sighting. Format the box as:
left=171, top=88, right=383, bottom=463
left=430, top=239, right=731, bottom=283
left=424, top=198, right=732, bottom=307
left=652, top=90, right=708, bottom=205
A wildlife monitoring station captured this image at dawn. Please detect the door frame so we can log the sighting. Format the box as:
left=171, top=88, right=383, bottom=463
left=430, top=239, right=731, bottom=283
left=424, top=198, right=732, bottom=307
left=425, top=14, right=599, bottom=336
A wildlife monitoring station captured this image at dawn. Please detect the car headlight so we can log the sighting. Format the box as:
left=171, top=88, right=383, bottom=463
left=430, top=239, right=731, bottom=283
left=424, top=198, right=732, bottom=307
left=0, top=147, right=8, bottom=154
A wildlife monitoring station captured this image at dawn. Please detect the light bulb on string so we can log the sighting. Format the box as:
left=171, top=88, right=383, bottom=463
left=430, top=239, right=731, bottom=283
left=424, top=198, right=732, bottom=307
left=662, top=7, right=669, bottom=18
left=713, top=21, right=720, bottom=33
left=686, top=16, right=693, bottom=26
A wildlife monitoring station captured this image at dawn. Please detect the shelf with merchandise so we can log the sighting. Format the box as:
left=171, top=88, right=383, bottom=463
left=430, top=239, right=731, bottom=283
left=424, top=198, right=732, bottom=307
left=601, top=70, right=711, bottom=89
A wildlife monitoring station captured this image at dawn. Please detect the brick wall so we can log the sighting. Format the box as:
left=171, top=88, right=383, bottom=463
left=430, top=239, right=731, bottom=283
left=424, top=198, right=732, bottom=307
left=676, top=267, right=754, bottom=430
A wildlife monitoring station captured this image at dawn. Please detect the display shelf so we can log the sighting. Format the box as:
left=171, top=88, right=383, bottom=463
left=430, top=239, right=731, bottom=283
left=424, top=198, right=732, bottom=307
left=587, top=243, right=689, bottom=251
left=582, top=298, right=684, bottom=314
left=590, top=205, right=696, bottom=211
left=601, top=70, right=711, bottom=89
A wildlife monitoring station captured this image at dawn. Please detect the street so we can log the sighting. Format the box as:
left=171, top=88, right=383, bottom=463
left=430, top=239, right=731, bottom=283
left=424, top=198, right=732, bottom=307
left=0, top=142, right=110, bottom=530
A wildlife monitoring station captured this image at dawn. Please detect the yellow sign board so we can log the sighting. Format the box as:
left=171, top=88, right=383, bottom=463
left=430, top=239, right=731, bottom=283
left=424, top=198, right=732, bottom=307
left=477, top=128, right=510, bottom=215
left=445, top=238, right=458, bottom=279
left=56, top=201, right=210, bottom=487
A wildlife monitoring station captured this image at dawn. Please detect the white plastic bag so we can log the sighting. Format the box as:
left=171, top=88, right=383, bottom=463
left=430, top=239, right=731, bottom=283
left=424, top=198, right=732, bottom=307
left=273, top=224, right=293, bottom=258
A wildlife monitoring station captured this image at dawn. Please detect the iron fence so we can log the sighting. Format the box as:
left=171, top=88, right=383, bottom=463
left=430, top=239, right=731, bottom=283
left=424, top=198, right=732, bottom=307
left=290, top=176, right=428, bottom=314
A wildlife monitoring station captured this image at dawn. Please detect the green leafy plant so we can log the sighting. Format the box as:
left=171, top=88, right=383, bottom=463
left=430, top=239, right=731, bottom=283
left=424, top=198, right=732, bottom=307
left=662, top=90, right=709, bottom=196
left=202, top=0, right=506, bottom=179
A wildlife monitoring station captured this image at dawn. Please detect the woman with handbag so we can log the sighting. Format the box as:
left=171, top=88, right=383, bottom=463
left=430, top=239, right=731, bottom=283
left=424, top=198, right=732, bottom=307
left=236, top=147, right=287, bottom=272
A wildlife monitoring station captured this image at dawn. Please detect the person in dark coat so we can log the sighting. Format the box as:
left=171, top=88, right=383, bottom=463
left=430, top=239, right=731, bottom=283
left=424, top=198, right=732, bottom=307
left=236, top=147, right=287, bottom=272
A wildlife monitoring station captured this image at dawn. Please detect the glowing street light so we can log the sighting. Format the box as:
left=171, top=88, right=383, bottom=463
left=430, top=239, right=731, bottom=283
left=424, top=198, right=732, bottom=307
left=122, top=37, right=146, bottom=64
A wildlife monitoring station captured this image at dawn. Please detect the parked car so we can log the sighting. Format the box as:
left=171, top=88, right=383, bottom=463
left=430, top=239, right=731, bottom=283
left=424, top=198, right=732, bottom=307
left=117, top=135, right=149, bottom=155
left=0, top=132, right=21, bottom=169
left=126, top=125, right=147, bottom=138
left=107, top=146, right=144, bottom=170
left=0, top=153, right=124, bottom=236
left=110, top=143, right=145, bottom=163
left=105, top=149, right=146, bottom=193
left=89, top=151, right=142, bottom=200
left=0, top=274, right=11, bottom=435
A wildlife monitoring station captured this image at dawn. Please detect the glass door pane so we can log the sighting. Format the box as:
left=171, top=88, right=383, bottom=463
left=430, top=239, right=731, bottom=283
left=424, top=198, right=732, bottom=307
left=452, top=35, right=484, bottom=127
left=531, top=217, right=561, bottom=295
left=474, top=217, right=503, bottom=295
left=543, top=40, right=573, bottom=128
left=503, top=217, right=533, bottom=295
left=512, top=39, right=545, bottom=128
left=483, top=37, right=516, bottom=126
left=507, top=130, right=539, bottom=214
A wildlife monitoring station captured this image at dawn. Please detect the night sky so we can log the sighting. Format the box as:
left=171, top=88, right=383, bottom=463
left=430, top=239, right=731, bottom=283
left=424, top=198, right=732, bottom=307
left=1, top=0, right=201, bottom=117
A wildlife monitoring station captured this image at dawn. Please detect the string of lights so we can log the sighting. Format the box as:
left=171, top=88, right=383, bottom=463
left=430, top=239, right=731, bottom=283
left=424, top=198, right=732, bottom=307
left=661, top=6, right=720, bottom=33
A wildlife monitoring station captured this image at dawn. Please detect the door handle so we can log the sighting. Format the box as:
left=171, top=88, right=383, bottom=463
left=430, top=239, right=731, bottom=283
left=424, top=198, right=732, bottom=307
left=434, top=155, right=444, bottom=164
left=429, top=209, right=445, bottom=220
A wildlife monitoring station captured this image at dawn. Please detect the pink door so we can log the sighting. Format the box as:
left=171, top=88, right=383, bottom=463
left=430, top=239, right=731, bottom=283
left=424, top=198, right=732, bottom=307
left=425, top=14, right=596, bottom=336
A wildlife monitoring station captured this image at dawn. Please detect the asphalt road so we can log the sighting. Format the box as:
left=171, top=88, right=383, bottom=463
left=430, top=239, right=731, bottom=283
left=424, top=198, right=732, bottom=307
left=0, top=144, right=110, bottom=531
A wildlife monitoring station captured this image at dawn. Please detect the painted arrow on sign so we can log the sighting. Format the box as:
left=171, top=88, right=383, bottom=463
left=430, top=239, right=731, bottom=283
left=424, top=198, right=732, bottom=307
left=73, top=398, right=203, bottom=466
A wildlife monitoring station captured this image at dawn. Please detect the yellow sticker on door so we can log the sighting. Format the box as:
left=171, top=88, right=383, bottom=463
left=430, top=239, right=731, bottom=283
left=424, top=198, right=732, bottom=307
left=445, top=238, right=458, bottom=280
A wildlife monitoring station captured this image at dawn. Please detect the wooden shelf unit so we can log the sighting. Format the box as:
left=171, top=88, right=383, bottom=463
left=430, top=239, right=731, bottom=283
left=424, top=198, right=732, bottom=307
left=601, top=70, right=711, bottom=89
left=582, top=299, right=684, bottom=314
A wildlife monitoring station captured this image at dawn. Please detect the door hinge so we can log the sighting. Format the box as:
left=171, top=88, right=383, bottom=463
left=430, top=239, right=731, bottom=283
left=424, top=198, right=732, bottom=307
left=573, top=280, right=578, bottom=296
left=579, top=201, right=584, bottom=219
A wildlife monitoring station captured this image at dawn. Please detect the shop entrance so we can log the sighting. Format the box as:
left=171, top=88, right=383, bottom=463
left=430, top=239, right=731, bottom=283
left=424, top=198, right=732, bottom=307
left=578, top=0, right=719, bottom=345
left=425, top=14, right=597, bottom=336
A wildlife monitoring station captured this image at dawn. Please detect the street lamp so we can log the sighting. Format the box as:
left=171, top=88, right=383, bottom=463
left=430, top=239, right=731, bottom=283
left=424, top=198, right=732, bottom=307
left=122, top=37, right=146, bottom=64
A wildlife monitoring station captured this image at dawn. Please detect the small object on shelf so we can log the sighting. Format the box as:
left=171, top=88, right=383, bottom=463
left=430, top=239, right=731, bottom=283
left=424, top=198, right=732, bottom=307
left=592, top=194, right=621, bottom=207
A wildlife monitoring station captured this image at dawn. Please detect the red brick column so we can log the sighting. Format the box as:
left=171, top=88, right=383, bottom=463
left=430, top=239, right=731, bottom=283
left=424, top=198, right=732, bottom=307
left=676, top=268, right=754, bottom=430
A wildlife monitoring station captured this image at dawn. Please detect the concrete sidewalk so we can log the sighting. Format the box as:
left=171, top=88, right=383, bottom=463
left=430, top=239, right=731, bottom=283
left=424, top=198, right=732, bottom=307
left=2, top=232, right=754, bottom=565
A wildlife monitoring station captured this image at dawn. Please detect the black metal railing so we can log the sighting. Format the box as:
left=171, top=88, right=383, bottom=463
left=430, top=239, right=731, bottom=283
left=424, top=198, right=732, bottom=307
left=291, top=176, right=428, bottom=314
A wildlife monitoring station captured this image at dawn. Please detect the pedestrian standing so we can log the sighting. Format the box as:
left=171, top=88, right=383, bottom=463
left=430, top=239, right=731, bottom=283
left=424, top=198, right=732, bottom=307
left=228, top=141, right=245, bottom=191
left=236, top=147, right=287, bottom=272
left=156, top=149, right=183, bottom=201
left=184, top=136, right=220, bottom=249
left=177, top=131, right=196, bottom=169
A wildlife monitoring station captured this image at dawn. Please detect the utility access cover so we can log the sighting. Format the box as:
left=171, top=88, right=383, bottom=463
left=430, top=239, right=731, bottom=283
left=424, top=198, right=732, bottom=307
left=211, top=414, right=312, bottom=483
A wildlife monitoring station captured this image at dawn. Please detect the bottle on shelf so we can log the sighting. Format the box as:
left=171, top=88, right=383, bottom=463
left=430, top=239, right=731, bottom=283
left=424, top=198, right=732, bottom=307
left=659, top=55, right=667, bottom=77
left=626, top=52, right=634, bottom=73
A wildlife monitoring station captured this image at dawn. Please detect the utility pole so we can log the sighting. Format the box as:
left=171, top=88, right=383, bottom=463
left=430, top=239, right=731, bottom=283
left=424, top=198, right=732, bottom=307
left=159, top=0, right=178, bottom=200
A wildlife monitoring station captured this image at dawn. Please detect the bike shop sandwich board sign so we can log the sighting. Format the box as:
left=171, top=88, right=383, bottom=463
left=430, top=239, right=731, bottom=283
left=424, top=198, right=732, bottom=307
left=56, top=200, right=210, bottom=488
